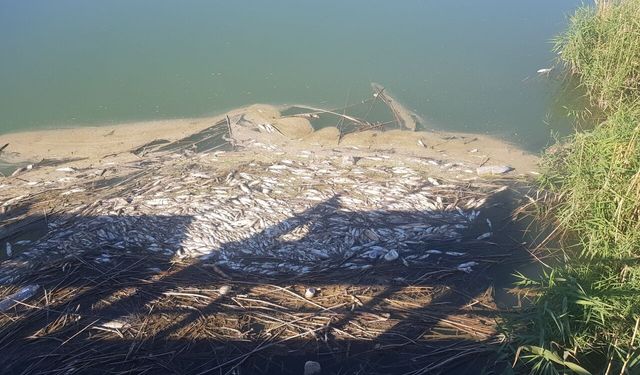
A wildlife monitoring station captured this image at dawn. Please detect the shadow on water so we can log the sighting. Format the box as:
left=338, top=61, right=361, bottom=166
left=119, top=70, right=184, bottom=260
left=0, top=184, right=536, bottom=374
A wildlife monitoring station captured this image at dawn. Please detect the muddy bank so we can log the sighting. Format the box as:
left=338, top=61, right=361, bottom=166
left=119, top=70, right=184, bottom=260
left=0, top=104, right=539, bottom=374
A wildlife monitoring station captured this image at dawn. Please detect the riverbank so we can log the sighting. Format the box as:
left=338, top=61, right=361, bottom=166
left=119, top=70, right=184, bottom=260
left=0, top=104, right=538, bottom=176
left=0, top=103, right=540, bottom=373
left=509, top=1, right=640, bottom=373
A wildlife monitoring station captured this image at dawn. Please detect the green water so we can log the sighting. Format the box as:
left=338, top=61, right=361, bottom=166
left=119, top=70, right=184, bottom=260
left=0, top=0, right=583, bottom=151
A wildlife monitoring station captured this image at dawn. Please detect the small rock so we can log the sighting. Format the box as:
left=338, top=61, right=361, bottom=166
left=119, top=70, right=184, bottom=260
left=304, top=287, right=317, bottom=299
left=384, top=249, right=399, bottom=261
left=476, top=165, right=513, bottom=175
left=304, top=361, right=321, bottom=375
left=218, top=285, right=232, bottom=295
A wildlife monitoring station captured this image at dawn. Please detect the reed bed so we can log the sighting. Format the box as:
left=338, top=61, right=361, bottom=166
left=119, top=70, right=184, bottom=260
left=508, top=1, right=640, bottom=373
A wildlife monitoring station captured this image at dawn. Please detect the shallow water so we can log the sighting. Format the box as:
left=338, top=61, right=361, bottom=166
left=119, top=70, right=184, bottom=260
left=0, top=0, right=583, bottom=151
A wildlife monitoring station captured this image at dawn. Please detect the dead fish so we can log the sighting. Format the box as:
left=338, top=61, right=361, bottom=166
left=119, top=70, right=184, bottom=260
left=11, top=167, right=25, bottom=177
left=2, top=194, right=27, bottom=207
left=239, top=183, right=252, bottom=195
left=384, top=249, right=399, bottom=261
left=56, top=167, right=76, bottom=173
left=0, top=284, right=40, bottom=312
left=445, top=251, right=466, bottom=256
left=61, top=188, right=86, bottom=196
left=190, top=172, right=211, bottom=179
left=476, top=232, right=492, bottom=240
left=457, top=261, right=478, bottom=273
left=427, top=177, right=440, bottom=186
left=537, top=67, right=553, bottom=75
left=5, top=242, right=12, bottom=257
left=304, top=287, right=317, bottom=298
left=304, top=361, right=322, bottom=375
left=476, top=165, right=513, bottom=175
left=100, top=320, right=130, bottom=330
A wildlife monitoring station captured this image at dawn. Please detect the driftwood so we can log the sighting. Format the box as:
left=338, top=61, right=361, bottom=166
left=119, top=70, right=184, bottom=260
left=289, top=105, right=370, bottom=128
left=371, top=82, right=420, bottom=131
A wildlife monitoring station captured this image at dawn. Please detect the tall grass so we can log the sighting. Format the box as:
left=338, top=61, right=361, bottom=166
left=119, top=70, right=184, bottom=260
left=555, top=0, right=640, bottom=111
left=508, top=1, right=640, bottom=373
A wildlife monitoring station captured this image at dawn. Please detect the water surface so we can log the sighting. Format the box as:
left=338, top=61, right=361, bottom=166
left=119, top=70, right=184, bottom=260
left=0, top=0, right=583, bottom=151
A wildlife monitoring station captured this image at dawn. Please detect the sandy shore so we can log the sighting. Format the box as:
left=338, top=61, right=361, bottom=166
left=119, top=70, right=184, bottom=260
left=0, top=105, right=279, bottom=169
left=0, top=103, right=539, bottom=177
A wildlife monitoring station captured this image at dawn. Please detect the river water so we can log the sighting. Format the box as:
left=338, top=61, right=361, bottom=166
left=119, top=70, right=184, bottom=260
left=0, top=0, right=583, bottom=151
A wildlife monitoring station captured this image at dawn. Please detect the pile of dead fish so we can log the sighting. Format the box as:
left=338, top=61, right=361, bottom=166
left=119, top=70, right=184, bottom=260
left=6, top=153, right=494, bottom=277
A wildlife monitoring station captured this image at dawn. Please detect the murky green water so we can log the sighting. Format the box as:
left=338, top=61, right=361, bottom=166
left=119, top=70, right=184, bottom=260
left=0, top=0, right=583, bottom=151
